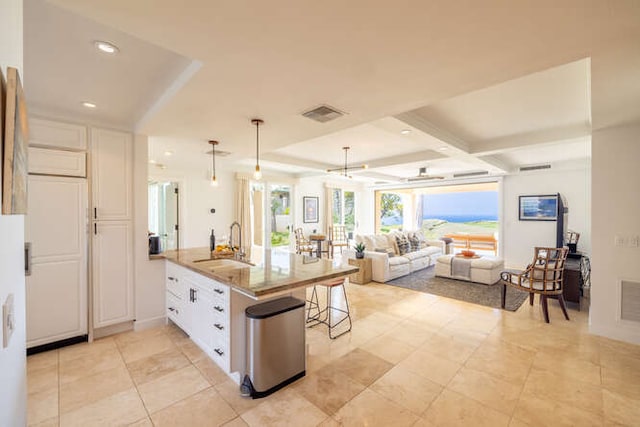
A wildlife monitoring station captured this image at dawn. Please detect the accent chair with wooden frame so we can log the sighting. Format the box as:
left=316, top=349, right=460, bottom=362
left=294, top=228, right=314, bottom=255
left=500, top=247, right=569, bottom=323
left=328, top=225, right=348, bottom=258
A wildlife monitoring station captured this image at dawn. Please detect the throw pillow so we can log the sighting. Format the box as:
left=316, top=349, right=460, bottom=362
left=374, top=248, right=395, bottom=258
left=395, top=234, right=411, bottom=255
left=408, top=235, right=420, bottom=252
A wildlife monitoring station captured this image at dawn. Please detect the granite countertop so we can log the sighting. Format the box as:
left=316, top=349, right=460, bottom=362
left=162, top=247, right=359, bottom=298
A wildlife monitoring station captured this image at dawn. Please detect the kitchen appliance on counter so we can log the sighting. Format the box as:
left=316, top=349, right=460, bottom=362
left=149, top=235, right=162, bottom=255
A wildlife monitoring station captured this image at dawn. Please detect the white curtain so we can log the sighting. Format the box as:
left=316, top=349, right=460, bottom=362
left=414, top=193, right=423, bottom=231
left=235, top=177, right=252, bottom=258
left=324, top=185, right=334, bottom=236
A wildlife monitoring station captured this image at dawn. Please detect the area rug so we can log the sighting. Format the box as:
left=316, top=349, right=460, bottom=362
left=386, top=267, right=528, bottom=311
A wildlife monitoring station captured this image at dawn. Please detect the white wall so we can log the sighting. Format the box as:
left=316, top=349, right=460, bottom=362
left=590, top=122, right=640, bottom=344
left=502, top=164, right=591, bottom=268
left=150, top=163, right=235, bottom=249
left=295, top=177, right=325, bottom=235
left=0, top=0, right=27, bottom=425
left=133, top=135, right=166, bottom=330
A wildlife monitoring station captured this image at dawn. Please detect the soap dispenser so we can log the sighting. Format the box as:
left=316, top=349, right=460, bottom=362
left=210, top=229, right=216, bottom=252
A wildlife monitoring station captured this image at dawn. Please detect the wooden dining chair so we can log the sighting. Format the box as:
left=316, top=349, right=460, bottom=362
left=328, top=225, right=348, bottom=258
left=294, top=228, right=314, bottom=255
left=500, top=247, right=569, bottom=323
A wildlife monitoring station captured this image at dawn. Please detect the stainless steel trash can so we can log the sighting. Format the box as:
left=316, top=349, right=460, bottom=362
left=241, top=296, right=306, bottom=398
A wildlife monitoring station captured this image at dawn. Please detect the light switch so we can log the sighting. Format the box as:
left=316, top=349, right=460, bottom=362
left=630, top=236, right=640, bottom=248
left=2, top=293, right=15, bottom=348
left=615, top=235, right=626, bottom=247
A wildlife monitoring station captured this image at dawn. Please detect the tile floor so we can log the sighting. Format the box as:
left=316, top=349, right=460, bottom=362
left=27, top=279, right=640, bottom=426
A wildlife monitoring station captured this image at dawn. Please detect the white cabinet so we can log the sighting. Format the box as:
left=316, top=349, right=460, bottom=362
left=29, top=118, right=87, bottom=151
left=91, top=128, right=132, bottom=220
left=29, top=147, right=86, bottom=177
left=92, top=221, right=134, bottom=328
left=165, top=261, right=231, bottom=372
left=90, top=127, right=134, bottom=330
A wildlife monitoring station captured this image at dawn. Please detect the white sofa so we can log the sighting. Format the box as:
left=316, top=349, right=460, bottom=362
left=435, top=254, right=504, bottom=285
left=343, top=231, right=444, bottom=282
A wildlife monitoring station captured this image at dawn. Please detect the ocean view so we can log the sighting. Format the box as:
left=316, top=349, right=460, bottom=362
left=423, top=214, right=497, bottom=223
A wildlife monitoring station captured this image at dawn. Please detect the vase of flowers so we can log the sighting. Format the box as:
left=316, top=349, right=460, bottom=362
left=354, top=243, right=366, bottom=259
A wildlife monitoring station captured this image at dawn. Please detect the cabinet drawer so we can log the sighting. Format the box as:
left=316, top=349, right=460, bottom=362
left=28, top=147, right=87, bottom=177
left=166, top=275, right=184, bottom=299
left=166, top=292, right=185, bottom=328
left=211, top=315, right=230, bottom=338
left=211, top=339, right=230, bottom=371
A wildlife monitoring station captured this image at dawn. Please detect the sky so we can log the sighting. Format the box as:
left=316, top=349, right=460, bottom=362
left=422, top=191, right=498, bottom=217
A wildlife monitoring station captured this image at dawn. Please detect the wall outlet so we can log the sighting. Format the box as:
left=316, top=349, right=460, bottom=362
left=2, top=294, right=15, bottom=348
left=630, top=236, right=640, bottom=248
left=615, top=235, right=626, bottom=247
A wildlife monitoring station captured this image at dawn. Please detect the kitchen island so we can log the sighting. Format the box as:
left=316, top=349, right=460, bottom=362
left=161, top=247, right=358, bottom=390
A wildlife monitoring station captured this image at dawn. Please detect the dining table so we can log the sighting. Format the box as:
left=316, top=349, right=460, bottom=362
left=308, top=234, right=327, bottom=258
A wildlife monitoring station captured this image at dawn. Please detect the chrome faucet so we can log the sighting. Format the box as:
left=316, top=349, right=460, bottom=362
left=229, top=221, right=243, bottom=258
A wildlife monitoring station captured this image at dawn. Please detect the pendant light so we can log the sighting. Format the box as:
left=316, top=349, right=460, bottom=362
left=209, top=140, right=219, bottom=187
left=251, top=118, right=264, bottom=180
left=326, top=146, right=368, bottom=178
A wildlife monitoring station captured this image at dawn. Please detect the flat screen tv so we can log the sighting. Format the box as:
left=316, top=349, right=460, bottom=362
left=519, top=194, right=558, bottom=221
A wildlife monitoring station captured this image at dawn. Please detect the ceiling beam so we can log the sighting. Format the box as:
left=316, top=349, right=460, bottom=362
left=394, top=111, right=471, bottom=153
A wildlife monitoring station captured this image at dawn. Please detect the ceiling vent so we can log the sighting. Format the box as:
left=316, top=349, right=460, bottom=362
left=520, top=164, right=551, bottom=172
left=406, top=167, right=445, bottom=182
left=302, top=105, right=345, bottom=123
left=453, top=171, right=489, bottom=178
left=205, top=149, right=231, bottom=157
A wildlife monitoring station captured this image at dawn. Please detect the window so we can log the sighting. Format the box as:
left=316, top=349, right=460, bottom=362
left=331, top=188, right=356, bottom=233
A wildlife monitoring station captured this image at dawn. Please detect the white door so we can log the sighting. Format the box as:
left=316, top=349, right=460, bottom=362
left=91, top=128, right=132, bottom=220
left=25, top=175, right=88, bottom=348
left=92, top=221, right=134, bottom=328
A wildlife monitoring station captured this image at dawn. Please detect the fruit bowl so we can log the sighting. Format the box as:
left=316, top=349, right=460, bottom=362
left=460, top=250, right=476, bottom=257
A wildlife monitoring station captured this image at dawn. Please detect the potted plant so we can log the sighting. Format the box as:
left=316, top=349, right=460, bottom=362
left=354, top=243, right=366, bottom=259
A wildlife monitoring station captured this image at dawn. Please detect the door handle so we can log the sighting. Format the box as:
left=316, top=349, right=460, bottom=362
left=214, top=323, right=224, bottom=331
left=25, top=242, right=32, bottom=276
left=214, top=306, right=224, bottom=312
left=94, top=207, right=97, bottom=219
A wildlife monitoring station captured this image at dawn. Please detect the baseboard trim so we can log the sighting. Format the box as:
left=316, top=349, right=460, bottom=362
left=134, top=316, right=167, bottom=331
left=27, top=335, right=88, bottom=355
left=93, top=320, right=134, bottom=339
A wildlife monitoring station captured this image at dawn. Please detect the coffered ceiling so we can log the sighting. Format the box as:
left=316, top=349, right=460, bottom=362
left=24, top=1, right=640, bottom=182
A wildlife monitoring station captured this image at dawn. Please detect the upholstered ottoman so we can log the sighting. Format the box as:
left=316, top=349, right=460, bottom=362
left=435, top=255, right=504, bottom=285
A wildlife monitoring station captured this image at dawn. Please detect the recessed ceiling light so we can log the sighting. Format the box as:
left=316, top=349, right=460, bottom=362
left=164, top=150, right=174, bottom=156
left=438, top=147, right=448, bottom=151
left=400, top=129, right=412, bottom=135
left=82, top=102, right=97, bottom=109
left=149, top=159, right=157, bottom=164
left=94, top=40, right=119, bottom=54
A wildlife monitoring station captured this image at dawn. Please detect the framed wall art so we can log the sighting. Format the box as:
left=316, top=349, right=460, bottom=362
left=519, top=194, right=558, bottom=221
left=303, top=196, right=318, bottom=223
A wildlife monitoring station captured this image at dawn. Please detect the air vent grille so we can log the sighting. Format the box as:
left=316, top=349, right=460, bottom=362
left=453, top=171, right=489, bottom=178
left=302, top=105, right=344, bottom=123
left=621, top=280, right=640, bottom=322
left=520, top=164, right=551, bottom=172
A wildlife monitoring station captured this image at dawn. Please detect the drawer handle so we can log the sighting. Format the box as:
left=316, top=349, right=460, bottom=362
left=214, top=288, right=224, bottom=295
left=214, top=323, right=224, bottom=331
left=168, top=276, right=176, bottom=281
left=214, top=306, right=224, bottom=312
left=168, top=307, right=179, bottom=314
left=214, top=348, right=224, bottom=356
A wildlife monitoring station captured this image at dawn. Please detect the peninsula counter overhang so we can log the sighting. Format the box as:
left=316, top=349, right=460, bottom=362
left=162, top=247, right=359, bottom=299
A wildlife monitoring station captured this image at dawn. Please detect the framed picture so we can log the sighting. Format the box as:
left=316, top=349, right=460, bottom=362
left=303, top=196, right=318, bottom=223
left=519, top=194, right=558, bottom=221
left=2, top=67, right=29, bottom=215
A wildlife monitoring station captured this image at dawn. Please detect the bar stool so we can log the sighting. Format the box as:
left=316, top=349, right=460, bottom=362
left=306, top=277, right=352, bottom=339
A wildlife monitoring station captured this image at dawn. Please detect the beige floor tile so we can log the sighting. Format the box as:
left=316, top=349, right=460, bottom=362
left=532, top=349, right=601, bottom=386
left=316, top=416, right=341, bottom=427
left=512, top=394, right=603, bottom=427
left=59, top=388, right=147, bottom=427
left=447, top=367, right=522, bottom=416
left=221, top=417, right=249, bottom=427
left=128, top=417, right=153, bottom=427
left=419, top=332, right=479, bottom=364
left=137, top=365, right=210, bottom=413
left=215, top=379, right=262, bottom=415
left=126, top=347, right=190, bottom=386
left=399, top=347, right=461, bottom=386
left=118, top=333, right=176, bottom=364
left=29, top=416, right=59, bottom=427
left=412, top=417, right=437, bottom=427
left=328, top=348, right=393, bottom=386
left=60, top=364, right=133, bottom=413
left=333, top=388, right=418, bottom=427
left=520, top=366, right=603, bottom=417
left=27, top=350, right=59, bottom=373
left=464, top=338, right=535, bottom=386
left=58, top=338, right=116, bottom=363
left=150, top=387, right=237, bottom=426
left=241, top=388, right=327, bottom=427
left=59, top=345, right=125, bottom=384
left=370, top=365, right=442, bottom=415
left=603, top=389, right=640, bottom=427
left=359, top=335, right=416, bottom=364
left=423, top=389, right=510, bottom=427
left=194, top=355, right=231, bottom=386
left=177, top=339, right=208, bottom=363
left=508, top=418, right=532, bottom=427
left=381, top=319, right=434, bottom=346
left=27, top=365, right=58, bottom=395
left=602, top=366, right=640, bottom=400
left=114, top=326, right=166, bottom=347
left=292, top=366, right=366, bottom=414
left=27, top=387, right=58, bottom=426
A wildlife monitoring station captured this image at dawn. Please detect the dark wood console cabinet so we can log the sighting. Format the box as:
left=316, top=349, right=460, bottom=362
left=563, top=257, right=582, bottom=308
